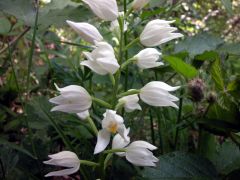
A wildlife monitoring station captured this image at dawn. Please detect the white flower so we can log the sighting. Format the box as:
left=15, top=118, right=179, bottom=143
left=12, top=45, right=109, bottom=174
left=94, top=110, right=129, bottom=154
left=112, top=134, right=158, bottom=167
left=43, top=151, right=80, bottom=177
left=49, top=84, right=92, bottom=113
left=66, top=20, right=103, bottom=44
left=81, top=41, right=120, bottom=75
left=134, top=48, right=163, bottom=69
left=82, top=0, right=118, bottom=21
left=140, top=19, right=184, bottom=47
left=132, top=0, right=150, bottom=10
left=41, top=0, right=51, bottom=4
left=110, top=12, right=128, bottom=33
left=140, top=81, right=180, bottom=108
left=77, top=110, right=90, bottom=120
left=118, top=94, right=141, bottom=112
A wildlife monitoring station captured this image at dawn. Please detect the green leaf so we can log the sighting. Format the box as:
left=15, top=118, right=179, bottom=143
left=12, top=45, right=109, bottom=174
left=163, top=56, right=198, bottom=78
left=0, top=138, right=36, bottom=159
left=210, top=57, right=225, bottom=90
left=210, top=141, right=240, bottom=175
left=175, top=33, right=223, bottom=57
left=0, top=0, right=91, bottom=30
left=221, top=0, right=233, bottom=15
left=0, top=17, right=11, bottom=34
left=142, top=152, right=218, bottom=179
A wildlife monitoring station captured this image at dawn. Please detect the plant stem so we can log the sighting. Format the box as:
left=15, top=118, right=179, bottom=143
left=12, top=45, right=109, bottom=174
left=149, top=109, right=156, bottom=145
left=103, top=148, right=126, bottom=154
left=123, top=37, right=140, bottom=51
left=92, top=97, right=112, bottom=109
left=109, top=74, right=116, bottom=87
left=86, top=117, right=98, bottom=136
left=156, top=109, right=164, bottom=154
left=174, top=89, right=183, bottom=149
left=26, top=1, right=39, bottom=95
left=121, top=57, right=136, bottom=70
left=80, top=160, right=99, bottom=167
left=117, top=89, right=140, bottom=98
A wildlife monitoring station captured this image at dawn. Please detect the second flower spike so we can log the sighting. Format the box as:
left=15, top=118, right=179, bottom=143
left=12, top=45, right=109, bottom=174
left=82, top=0, right=118, bottom=21
left=81, top=42, right=120, bottom=75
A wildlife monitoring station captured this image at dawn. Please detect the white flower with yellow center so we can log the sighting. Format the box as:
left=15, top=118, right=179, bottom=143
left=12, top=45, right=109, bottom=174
left=94, top=110, right=129, bottom=154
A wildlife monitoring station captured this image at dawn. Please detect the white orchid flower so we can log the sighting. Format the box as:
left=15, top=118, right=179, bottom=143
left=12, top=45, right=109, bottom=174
left=66, top=20, right=103, bottom=44
left=82, top=0, right=118, bottom=21
left=49, top=84, right=92, bottom=113
left=132, top=0, right=150, bottom=10
left=140, top=81, right=180, bottom=108
left=43, top=151, right=80, bottom=177
left=94, top=110, right=129, bottom=154
left=118, top=94, right=142, bottom=112
left=134, top=48, right=163, bottom=69
left=112, top=133, right=158, bottom=167
left=140, top=19, right=183, bottom=47
left=81, top=41, right=120, bottom=75
left=77, top=110, right=90, bottom=120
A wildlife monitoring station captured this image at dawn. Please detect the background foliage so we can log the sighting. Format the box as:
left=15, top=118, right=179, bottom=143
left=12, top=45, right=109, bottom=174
left=0, top=0, right=240, bottom=179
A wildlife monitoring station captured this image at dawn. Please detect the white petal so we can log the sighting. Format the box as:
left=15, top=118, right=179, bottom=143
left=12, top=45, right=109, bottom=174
left=128, top=141, right=157, bottom=150
left=142, top=81, right=180, bottom=92
left=94, top=129, right=111, bottom=154
left=112, top=128, right=130, bottom=149
left=77, top=110, right=89, bottom=120
left=51, top=104, right=90, bottom=113
left=45, top=165, right=80, bottom=177
left=47, top=151, right=78, bottom=160
left=81, top=60, right=108, bottom=75
left=117, top=124, right=130, bottom=142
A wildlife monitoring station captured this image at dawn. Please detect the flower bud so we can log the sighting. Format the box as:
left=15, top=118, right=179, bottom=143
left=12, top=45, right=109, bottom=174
left=49, top=84, right=92, bottom=113
left=81, top=41, right=120, bottom=75
left=66, top=20, right=103, bottom=44
left=206, top=91, right=217, bottom=104
left=140, top=19, right=183, bottom=47
left=82, top=0, right=118, bottom=21
left=134, top=48, right=163, bottom=69
left=132, top=0, right=150, bottom=11
left=118, top=94, right=142, bottom=112
left=188, top=78, right=205, bottom=102
left=140, top=81, right=180, bottom=108
left=43, top=151, right=80, bottom=177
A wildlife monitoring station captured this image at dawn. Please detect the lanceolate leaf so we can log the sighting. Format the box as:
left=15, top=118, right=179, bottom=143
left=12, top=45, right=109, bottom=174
left=163, top=55, right=198, bottom=79
left=142, top=152, right=218, bottom=179
left=210, top=57, right=225, bottom=91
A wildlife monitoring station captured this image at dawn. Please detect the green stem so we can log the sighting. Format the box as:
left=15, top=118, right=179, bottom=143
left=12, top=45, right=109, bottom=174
left=109, top=74, right=116, bottom=87
left=117, top=89, right=140, bottom=98
left=92, top=97, right=112, bottom=109
left=121, top=57, right=136, bottom=70
left=103, top=148, right=126, bottom=154
left=26, top=1, right=39, bottom=95
left=149, top=109, right=156, bottom=146
left=174, top=89, right=183, bottom=149
left=104, top=153, right=113, bottom=170
left=80, top=160, right=99, bottom=167
left=156, top=109, right=164, bottom=154
left=123, top=37, right=140, bottom=51
left=114, top=101, right=125, bottom=111
left=41, top=107, right=74, bottom=151
left=86, top=117, right=98, bottom=136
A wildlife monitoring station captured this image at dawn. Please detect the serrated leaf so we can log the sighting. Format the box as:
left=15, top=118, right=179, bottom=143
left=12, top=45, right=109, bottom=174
left=163, top=56, right=198, bottom=78
left=210, top=57, right=225, bottom=90
left=210, top=141, right=240, bottom=175
left=175, top=33, right=223, bottom=57
left=142, top=152, right=218, bottom=179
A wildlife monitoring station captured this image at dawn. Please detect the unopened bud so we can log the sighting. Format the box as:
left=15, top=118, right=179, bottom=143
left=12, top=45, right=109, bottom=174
left=206, top=92, right=217, bottom=104
left=188, top=78, right=205, bottom=102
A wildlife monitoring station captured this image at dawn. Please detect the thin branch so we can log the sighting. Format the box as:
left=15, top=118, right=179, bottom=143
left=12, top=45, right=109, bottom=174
left=0, top=27, right=31, bottom=54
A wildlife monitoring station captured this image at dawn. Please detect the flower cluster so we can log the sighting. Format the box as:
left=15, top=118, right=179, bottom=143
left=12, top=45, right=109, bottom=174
left=44, top=0, right=183, bottom=177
